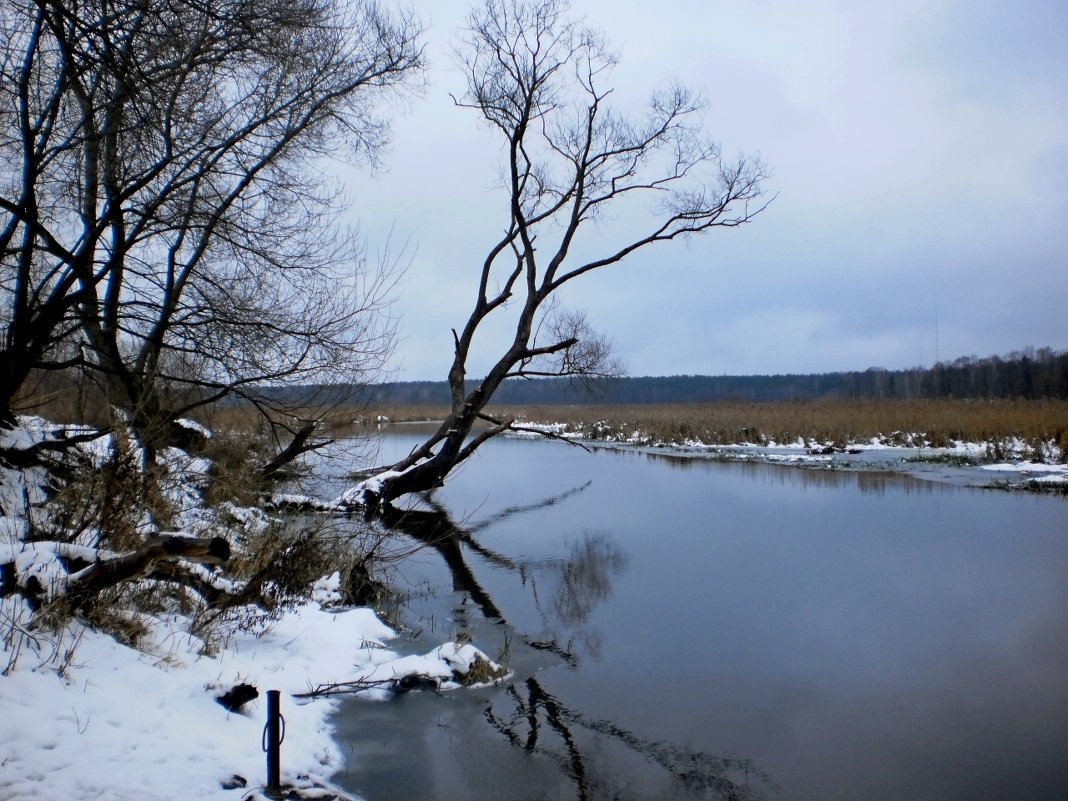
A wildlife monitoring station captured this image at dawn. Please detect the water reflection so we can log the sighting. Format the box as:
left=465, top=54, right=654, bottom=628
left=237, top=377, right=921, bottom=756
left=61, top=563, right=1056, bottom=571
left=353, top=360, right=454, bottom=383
left=358, top=491, right=768, bottom=801
left=548, top=534, right=627, bottom=627
left=379, top=487, right=627, bottom=665
left=332, top=435, right=1068, bottom=801
left=629, top=447, right=943, bottom=495
left=487, top=677, right=767, bottom=801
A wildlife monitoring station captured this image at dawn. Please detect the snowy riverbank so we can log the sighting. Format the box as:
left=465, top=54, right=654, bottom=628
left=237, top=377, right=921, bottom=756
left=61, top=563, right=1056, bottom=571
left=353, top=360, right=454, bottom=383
left=1, top=584, right=505, bottom=801
left=1, top=418, right=506, bottom=801
left=506, top=423, right=1068, bottom=490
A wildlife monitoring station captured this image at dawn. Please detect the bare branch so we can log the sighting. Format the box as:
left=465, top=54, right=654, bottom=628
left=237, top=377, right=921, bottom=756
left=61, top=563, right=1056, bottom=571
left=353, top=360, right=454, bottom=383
left=64, top=534, right=230, bottom=606
left=1, top=0, right=424, bottom=443
left=348, top=0, right=767, bottom=507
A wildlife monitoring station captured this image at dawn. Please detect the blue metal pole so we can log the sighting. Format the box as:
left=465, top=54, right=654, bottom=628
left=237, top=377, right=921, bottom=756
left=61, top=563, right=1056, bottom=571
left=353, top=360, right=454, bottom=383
left=265, top=690, right=281, bottom=791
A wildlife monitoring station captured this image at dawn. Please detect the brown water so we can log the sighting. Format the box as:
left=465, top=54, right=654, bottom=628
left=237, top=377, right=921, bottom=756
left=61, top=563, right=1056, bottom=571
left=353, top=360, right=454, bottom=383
left=327, top=433, right=1068, bottom=801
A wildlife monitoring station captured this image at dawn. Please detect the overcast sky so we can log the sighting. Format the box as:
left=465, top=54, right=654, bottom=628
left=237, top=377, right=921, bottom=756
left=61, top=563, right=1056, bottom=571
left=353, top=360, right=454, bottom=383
left=344, top=0, right=1067, bottom=380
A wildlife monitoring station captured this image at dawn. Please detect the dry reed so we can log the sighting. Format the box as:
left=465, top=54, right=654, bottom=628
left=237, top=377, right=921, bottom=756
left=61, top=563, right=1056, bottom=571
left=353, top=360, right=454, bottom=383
left=373, top=399, right=1068, bottom=456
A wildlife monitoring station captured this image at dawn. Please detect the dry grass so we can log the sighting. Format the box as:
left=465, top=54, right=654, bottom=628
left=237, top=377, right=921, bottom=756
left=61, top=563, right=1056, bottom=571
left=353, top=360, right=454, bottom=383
left=460, top=652, right=510, bottom=686
left=29, top=388, right=1063, bottom=457
left=355, top=399, right=1068, bottom=456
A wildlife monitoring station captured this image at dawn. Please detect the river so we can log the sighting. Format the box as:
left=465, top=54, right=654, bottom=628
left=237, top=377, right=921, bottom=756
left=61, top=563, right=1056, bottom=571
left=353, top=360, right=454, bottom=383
left=321, top=430, right=1068, bottom=801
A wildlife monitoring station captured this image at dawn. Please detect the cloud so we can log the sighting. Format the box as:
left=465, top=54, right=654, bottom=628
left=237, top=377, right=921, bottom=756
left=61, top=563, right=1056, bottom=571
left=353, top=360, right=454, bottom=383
left=341, top=0, right=1068, bottom=379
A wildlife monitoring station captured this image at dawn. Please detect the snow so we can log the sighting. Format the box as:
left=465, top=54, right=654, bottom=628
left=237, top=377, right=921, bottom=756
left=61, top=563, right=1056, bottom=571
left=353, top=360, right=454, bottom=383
left=501, top=418, right=1066, bottom=490
left=760, top=453, right=832, bottom=464
left=507, top=421, right=1052, bottom=466
left=980, top=461, right=1068, bottom=475
left=0, top=416, right=48, bottom=450
left=5, top=543, right=112, bottom=601
left=1, top=583, right=507, bottom=801
left=175, top=418, right=213, bottom=439
left=1, top=418, right=509, bottom=801
left=338, top=641, right=509, bottom=698
left=505, top=422, right=575, bottom=439
left=1030, top=474, right=1068, bottom=485
left=82, top=431, right=116, bottom=468
left=340, top=459, right=427, bottom=507
left=266, top=493, right=339, bottom=513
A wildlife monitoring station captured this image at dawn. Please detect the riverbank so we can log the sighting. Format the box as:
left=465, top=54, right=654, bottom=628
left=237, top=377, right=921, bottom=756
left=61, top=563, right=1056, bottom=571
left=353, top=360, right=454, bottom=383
left=502, top=421, right=1068, bottom=493
left=0, top=418, right=506, bottom=801
left=347, top=398, right=1067, bottom=491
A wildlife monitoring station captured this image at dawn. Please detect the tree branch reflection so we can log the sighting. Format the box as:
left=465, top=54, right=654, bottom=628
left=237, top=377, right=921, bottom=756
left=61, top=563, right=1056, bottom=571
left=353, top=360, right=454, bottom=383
left=378, top=484, right=625, bottom=663
left=487, top=677, right=769, bottom=801
left=373, top=488, right=771, bottom=801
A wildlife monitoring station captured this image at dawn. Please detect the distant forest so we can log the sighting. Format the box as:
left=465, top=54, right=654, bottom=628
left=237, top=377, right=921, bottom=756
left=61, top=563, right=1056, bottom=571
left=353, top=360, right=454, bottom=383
left=275, top=348, right=1068, bottom=407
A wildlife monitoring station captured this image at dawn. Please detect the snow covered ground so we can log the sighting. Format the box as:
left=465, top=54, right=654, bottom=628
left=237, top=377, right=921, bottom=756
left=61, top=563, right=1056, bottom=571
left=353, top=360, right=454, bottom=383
left=1, top=419, right=507, bottom=801
left=1, top=585, right=505, bottom=801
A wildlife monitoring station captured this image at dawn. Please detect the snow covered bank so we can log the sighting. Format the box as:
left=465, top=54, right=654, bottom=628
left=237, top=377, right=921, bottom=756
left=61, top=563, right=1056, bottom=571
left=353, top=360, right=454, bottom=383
left=1, top=588, right=506, bottom=801
left=1, top=418, right=508, bottom=800
left=503, top=422, right=1067, bottom=490
left=979, top=461, right=1068, bottom=487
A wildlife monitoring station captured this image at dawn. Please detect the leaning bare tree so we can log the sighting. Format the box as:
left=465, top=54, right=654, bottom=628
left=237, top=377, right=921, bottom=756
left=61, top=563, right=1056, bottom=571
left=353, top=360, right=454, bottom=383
left=353, top=0, right=768, bottom=511
left=0, top=0, right=422, bottom=467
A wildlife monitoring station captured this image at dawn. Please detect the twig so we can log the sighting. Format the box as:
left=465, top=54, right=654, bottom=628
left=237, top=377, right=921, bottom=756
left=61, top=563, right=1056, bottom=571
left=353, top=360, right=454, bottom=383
left=292, top=676, right=404, bottom=699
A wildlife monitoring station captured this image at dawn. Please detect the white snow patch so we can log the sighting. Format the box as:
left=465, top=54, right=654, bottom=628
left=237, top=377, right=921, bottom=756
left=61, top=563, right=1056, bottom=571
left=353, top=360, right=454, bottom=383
left=506, top=422, right=573, bottom=439
left=1029, top=474, right=1068, bottom=485
left=763, top=453, right=833, bottom=464
left=312, top=572, right=344, bottom=607
left=10, top=547, right=69, bottom=600
left=0, top=599, right=394, bottom=801
left=980, top=461, right=1068, bottom=475
left=218, top=502, right=271, bottom=535
left=340, top=460, right=425, bottom=506
left=175, top=418, right=213, bottom=439
left=344, top=640, right=510, bottom=699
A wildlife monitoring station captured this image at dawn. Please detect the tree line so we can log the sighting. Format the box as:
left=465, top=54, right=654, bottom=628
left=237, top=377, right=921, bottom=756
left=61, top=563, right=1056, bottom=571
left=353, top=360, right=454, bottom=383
left=354, top=348, right=1068, bottom=406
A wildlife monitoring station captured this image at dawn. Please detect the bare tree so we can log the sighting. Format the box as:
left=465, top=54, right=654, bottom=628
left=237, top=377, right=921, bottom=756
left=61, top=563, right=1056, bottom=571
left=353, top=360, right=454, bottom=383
left=354, top=0, right=768, bottom=511
left=0, top=0, right=422, bottom=460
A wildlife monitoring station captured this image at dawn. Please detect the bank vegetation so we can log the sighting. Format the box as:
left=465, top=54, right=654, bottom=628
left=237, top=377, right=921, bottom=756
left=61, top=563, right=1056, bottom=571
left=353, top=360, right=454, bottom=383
left=351, top=398, right=1068, bottom=458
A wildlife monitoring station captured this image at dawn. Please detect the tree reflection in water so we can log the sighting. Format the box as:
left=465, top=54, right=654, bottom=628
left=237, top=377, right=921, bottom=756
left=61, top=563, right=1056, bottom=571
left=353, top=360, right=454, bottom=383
left=374, top=488, right=771, bottom=801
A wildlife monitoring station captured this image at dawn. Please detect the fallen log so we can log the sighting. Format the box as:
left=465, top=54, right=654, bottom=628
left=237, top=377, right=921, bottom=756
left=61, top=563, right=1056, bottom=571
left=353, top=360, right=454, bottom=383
left=64, top=534, right=230, bottom=606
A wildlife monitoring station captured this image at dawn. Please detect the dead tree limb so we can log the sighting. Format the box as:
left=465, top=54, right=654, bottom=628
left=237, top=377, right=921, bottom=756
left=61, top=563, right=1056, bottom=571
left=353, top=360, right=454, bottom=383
left=258, top=422, right=328, bottom=481
left=64, top=535, right=230, bottom=606
left=0, top=429, right=109, bottom=468
left=477, top=413, right=592, bottom=453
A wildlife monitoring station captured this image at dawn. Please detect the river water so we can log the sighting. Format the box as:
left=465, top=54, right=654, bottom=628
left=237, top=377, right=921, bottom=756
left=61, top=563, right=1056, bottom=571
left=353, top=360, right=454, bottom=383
left=325, top=430, right=1067, bottom=801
